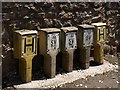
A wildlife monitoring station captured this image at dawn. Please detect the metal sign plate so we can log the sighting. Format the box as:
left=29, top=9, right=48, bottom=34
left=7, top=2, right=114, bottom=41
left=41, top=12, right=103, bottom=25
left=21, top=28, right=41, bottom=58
left=47, top=33, right=59, bottom=50
left=99, top=27, right=105, bottom=42
left=22, top=35, right=36, bottom=55
left=83, top=29, right=93, bottom=46
left=26, top=46, right=32, bottom=54
left=26, top=37, right=32, bottom=45
left=66, top=32, right=77, bottom=49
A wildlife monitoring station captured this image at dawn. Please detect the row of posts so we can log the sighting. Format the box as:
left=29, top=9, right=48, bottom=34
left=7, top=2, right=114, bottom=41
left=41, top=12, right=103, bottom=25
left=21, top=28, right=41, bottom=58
left=13, top=22, right=106, bottom=82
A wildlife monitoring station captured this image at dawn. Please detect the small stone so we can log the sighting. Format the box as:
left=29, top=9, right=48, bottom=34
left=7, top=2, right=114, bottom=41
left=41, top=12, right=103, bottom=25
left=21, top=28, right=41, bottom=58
left=99, top=80, right=103, bottom=83
left=75, top=84, right=79, bottom=87
left=59, top=85, right=62, bottom=87
left=114, top=70, right=118, bottom=72
left=116, top=81, right=119, bottom=84
left=99, top=80, right=101, bottom=82
left=80, top=84, right=83, bottom=86
left=7, top=87, right=11, bottom=89
left=47, top=86, right=50, bottom=88
left=85, top=78, right=88, bottom=80
left=91, top=75, right=94, bottom=77
left=112, top=77, right=116, bottom=79
left=111, top=55, right=114, bottom=57
left=85, top=85, right=87, bottom=88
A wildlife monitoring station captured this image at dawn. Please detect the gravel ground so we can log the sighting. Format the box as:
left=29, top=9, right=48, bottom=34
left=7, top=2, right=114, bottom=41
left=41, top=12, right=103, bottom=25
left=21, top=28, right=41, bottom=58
left=59, top=71, right=118, bottom=88
left=58, top=55, right=119, bottom=89
left=3, top=54, right=119, bottom=90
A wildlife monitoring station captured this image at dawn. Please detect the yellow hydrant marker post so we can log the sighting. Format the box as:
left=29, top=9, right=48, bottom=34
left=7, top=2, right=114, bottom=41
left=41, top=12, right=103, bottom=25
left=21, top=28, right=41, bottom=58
left=92, top=22, right=106, bottom=64
left=13, top=30, right=38, bottom=82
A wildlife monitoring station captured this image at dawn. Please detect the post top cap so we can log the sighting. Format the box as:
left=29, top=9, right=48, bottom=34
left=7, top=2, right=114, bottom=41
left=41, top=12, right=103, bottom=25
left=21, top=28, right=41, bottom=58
left=61, top=26, right=78, bottom=32
left=39, top=28, right=61, bottom=33
left=78, top=24, right=95, bottom=29
left=92, top=22, right=106, bottom=26
left=15, top=29, right=37, bottom=35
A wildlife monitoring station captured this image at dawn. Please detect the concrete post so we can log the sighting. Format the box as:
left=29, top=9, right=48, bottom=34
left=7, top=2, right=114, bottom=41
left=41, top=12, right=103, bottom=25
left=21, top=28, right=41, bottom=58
left=77, top=24, right=94, bottom=69
left=38, top=28, right=60, bottom=78
left=60, top=27, right=78, bottom=72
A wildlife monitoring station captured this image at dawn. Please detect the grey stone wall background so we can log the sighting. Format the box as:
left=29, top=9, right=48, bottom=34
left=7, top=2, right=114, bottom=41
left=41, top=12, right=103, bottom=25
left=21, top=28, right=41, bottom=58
left=1, top=2, right=120, bottom=84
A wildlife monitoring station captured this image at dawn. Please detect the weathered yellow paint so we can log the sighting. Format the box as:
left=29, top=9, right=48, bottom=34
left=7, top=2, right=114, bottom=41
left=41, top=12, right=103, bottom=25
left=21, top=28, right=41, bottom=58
left=92, top=23, right=106, bottom=44
left=14, top=30, right=38, bottom=59
left=92, top=23, right=106, bottom=64
left=26, top=46, right=32, bottom=54
left=19, top=55, right=33, bottom=82
left=13, top=29, right=38, bottom=82
left=13, top=32, right=22, bottom=59
left=94, top=44, right=104, bottom=64
left=103, top=26, right=106, bottom=41
left=26, top=37, right=33, bottom=45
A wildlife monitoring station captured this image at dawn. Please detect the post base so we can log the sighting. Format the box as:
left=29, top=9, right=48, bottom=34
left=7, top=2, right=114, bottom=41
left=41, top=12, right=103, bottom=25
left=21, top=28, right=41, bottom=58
left=94, top=44, right=104, bottom=64
left=44, top=51, right=58, bottom=78
left=80, top=62, right=90, bottom=69
left=79, top=47, right=91, bottom=69
left=19, top=55, right=33, bottom=82
left=62, top=50, right=74, bottom=72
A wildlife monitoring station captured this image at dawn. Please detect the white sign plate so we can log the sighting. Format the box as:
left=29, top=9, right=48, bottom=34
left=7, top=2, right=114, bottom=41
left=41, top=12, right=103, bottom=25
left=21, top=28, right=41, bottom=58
left=83, top=29, right=93, bottom=46
left=66, top=32, right=77, bottom=49
left=47, top=33, right=59, bottom=50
